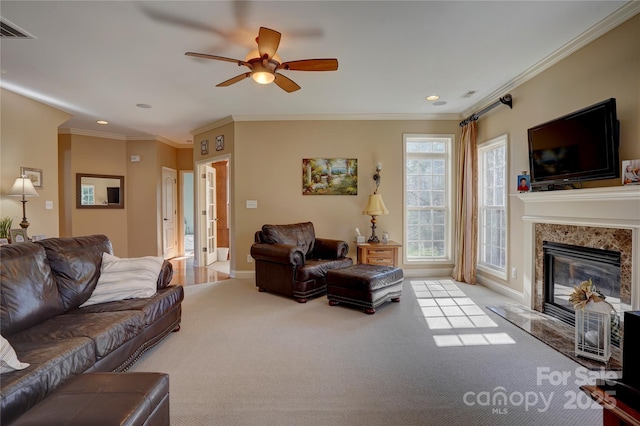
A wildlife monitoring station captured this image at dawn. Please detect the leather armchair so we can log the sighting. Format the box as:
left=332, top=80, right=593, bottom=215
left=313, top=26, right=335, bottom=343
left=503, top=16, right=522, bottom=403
left=250, top=222, right=353, bottom=303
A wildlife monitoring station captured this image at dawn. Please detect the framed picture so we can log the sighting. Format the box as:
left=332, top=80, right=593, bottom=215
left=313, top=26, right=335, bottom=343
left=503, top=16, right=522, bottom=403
left=302, top=158, right=357, bottom=195
left=200, top=140, right=209, bottom=155
left=0, top=238, right=8, bottom=246
left=20, top=167, right=43, bottom=188
left=622, top=159, right=640, bottom=185
left=215, top=135, right=224, bottom=151
left=517, top=174, right=531, bottom=192
left=9, top=228, right=28, bottom=243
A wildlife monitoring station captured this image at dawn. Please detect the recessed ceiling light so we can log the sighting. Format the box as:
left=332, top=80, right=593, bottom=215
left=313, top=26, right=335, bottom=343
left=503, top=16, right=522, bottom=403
left=426, top=95, right=440, bottom=101
left=97, top=120, right=108, bottom=125
left=136, top=103, right=152, bottom=109
left=433, top=101, right=447, bottom=106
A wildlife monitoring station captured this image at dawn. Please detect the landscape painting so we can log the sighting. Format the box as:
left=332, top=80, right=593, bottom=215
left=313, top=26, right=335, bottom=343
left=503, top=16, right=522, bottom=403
left=302, top=158, right=357, bottom=195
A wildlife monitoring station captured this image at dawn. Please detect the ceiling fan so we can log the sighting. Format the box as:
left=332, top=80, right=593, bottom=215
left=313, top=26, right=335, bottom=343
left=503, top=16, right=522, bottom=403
left=185, top=27, right=338, bottom=93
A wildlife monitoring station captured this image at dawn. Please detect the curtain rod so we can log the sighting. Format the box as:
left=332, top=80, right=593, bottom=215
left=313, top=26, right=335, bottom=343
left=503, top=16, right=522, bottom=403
left=459, top=94, right=513, bottom=127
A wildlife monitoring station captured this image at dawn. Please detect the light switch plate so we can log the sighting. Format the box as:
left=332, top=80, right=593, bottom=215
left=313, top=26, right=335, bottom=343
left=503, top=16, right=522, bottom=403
left=246, top=200, right=258, bottom=209
left=45, top=200, right=53, bottom=209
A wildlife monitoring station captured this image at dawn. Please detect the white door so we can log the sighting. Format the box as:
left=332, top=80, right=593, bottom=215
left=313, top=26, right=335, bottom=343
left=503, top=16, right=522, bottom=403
left=205, top=165, right=217, bottom=265
left=162, top=167, right=178, bottom=259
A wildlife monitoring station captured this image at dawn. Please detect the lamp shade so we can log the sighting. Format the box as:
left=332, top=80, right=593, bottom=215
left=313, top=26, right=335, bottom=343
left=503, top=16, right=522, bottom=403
left=8, top=177, right=39, bottom=197
left=362, top=194, right=389, bottom=216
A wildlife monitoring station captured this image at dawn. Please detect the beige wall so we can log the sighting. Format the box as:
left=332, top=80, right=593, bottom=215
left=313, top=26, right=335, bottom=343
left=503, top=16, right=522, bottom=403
left=477, top=13, right=640, bottom=293
left=127, top=139, right=159, bottom=257
left=231, top=120, right=459, bottom=273
left=1, top=89, right=71, bottom=239
left=57, top=135, right=185, bottom=257
left=64, top=133, right=129, bottom=255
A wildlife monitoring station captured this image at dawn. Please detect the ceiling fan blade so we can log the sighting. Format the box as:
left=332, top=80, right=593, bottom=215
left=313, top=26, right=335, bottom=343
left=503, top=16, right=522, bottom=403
left=140, top=5, right=226, bottom=37
left=279, top=59, right=339, bottom=71
left=274, top=73, right=301, bottom=93
left=216, top=73, right=251, bottom=87
left=185, top=52, right=249, bottom=67
left=257, top=27, right=281, bottom=60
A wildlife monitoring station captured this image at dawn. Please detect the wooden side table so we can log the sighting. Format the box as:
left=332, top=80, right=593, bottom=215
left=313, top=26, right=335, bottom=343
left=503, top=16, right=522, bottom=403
left=356, top=241, right=401, bottom=267
left=580, top=384, right=640, bottom=426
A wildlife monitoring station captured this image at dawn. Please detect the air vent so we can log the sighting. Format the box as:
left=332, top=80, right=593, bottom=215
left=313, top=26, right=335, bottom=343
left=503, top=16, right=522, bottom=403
left=0, top=18, right=35, bottom=39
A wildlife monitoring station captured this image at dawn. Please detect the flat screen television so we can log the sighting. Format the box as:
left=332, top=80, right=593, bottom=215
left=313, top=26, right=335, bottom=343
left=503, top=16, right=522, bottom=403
left=527, top=98, right=619, bottom=190
left=107, top=187, right=120, bottom=204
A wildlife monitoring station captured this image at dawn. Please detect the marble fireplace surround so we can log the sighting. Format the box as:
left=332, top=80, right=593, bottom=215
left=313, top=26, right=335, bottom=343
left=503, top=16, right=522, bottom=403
left=518, top=185, right=640, bottom=312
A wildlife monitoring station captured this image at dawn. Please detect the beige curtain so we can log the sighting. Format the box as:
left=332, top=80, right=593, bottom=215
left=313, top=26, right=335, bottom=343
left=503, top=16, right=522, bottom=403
left=452, top=120, right=478, bottom=284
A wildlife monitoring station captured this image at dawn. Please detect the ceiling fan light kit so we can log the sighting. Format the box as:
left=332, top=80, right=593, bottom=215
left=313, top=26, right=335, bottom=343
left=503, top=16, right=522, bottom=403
left=186, top=26, right=338, bottom=93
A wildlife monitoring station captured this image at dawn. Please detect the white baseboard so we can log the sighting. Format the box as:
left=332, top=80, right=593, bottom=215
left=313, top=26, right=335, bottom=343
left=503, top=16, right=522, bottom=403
left=402, top=267, right=454, bottom=278
left=232, top=270, right=255, bottom=280
left=477, top=275, right=524, bottom=304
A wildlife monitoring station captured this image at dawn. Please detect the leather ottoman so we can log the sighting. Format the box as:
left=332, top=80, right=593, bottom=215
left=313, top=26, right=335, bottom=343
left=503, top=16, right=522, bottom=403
left=326, top=264, right=404, bottom=314
left=12, top=372, right=169, bottom=426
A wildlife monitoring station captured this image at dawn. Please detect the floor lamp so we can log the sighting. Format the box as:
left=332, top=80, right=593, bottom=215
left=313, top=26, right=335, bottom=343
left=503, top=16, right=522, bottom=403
left=8, top=176, right=39, bottom=231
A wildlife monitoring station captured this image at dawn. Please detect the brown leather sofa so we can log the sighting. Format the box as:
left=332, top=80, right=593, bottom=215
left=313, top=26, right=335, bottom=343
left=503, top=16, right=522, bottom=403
left=0, top=235, right=183, bottom=425
left=250, top=222, right=353, bottom=302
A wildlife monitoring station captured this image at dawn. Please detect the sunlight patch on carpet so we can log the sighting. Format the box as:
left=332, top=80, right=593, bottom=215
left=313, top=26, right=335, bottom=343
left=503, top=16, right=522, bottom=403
left=410, top=279, right=515, bottom=347
left=433, top=332, right=516, bottom=347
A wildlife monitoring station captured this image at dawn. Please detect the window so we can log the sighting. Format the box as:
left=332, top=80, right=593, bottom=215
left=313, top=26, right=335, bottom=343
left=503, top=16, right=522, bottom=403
left=81, top=184, right=95, bottom=206
left=403, top=134, right=453, bottom=262
left=477, top=135, right=507, bottom=278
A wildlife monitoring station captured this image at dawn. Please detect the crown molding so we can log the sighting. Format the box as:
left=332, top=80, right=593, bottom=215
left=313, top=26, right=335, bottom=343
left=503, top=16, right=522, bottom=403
left=228, top=113, right=461, bottom=122
left=462, top=1, right=640, bottom=119
left=58, top=128, right=190, bottom=148
left=190, top=115, right=235, bottom=136
left=190, top=113, right=462, bottom=137
left=127, top=135, right=189, bottom=148
left=58, top=128, right=126, bottom=140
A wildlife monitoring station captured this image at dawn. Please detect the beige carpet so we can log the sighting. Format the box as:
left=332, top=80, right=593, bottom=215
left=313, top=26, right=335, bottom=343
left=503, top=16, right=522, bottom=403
left=130, top=278, right=603, bottom=426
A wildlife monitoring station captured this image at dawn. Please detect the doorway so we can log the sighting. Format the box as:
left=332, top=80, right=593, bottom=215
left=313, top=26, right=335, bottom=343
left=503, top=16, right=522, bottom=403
left=181, top=171, right=194, bottom=257
left=195, top=155, right=231, bottom=276
left=162, top=167, right=178, bottom=259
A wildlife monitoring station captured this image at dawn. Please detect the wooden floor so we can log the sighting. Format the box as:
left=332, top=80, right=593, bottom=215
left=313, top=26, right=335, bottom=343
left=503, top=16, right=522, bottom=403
left=169, top=256, right=230, bottom=286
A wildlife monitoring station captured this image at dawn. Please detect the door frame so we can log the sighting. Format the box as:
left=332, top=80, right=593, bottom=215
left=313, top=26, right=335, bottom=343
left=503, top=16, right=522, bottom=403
left=194, top=154, right=231, bottom=268
left=204, top=164, right=217, bottom=265
left=161, top=166, right=178, bottom=260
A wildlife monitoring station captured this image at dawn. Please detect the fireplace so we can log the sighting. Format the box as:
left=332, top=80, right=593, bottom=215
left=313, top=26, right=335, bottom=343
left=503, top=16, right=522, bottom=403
left=515, top=186, right=638, bottom=347
left=543, top=241, right=621, bottom=327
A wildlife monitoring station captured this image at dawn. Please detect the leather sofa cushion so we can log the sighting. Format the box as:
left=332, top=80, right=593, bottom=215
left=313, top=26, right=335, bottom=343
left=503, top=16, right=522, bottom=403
left=36, top=235, right=113, bottom=311
left=295, top=258, right=353, bottom=282
left=10, top=310, right=145, bottom=359
left=262, top=222, right=315, bottom=257
left=0, top=243, right=65, bottom=336
left=11, top=372, right=170, bottom=426
left=69, top=286, right=184, bottom=327
left=0, top=337, right=96, bottom=425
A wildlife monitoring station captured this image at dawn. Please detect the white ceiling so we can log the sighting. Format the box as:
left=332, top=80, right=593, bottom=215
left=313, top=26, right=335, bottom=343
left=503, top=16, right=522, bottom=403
left=1, top=1, right=636, bottom=145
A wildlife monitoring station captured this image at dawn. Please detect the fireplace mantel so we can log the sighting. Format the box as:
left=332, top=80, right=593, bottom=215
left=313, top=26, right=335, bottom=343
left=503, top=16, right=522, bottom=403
left=517, top=185, right=640, bottom=311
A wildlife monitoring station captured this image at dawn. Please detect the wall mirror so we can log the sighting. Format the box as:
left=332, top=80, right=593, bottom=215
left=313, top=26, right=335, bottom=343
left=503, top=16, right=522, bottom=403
left=76, top=173, right=124, bottom=209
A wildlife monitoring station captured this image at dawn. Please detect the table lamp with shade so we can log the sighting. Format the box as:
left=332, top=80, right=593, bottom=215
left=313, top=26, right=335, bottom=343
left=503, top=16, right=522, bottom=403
left=362, top=164, right=389, bottom=243
left=7, top=175, right=39, bottom=231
